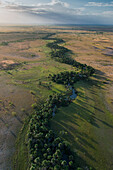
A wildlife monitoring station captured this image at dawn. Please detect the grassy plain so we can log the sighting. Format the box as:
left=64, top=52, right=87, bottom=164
left=0, top=26, right=113, bottom=170
left=51, top=79, right=113, bottom=170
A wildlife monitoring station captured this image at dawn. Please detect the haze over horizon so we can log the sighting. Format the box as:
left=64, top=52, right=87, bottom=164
left=0, top=0, right=113, bottom=25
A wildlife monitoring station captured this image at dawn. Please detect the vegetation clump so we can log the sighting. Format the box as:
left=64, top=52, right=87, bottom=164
left=28, top=94, right=76, bottom=169
left=12, top=112, right=17, bottom=116
left=49, top=70, right=91, bottom=85
left=47, top=38, right=95, bottom=86
left=46, top=39, right=95, bottom=74
left=0, top=41, right=9, bottom=46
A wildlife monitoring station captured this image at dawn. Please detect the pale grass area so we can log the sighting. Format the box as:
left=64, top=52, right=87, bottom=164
left=58, top=31, right=113, bottom=107
left=75, top=35, right=113, bottom=112
left=0, top=39, right=46, bottom=62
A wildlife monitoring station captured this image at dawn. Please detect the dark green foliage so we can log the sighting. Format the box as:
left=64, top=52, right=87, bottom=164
left=49, top=68, right=94, bottom=85
left=49, top=71, right=80, bottom=85
left=1, top=41, right=9, bottom=46
left=46, top=38, right=95, bottom=75
left=27, top=94, right=76, bottom=169
left=46, top=37, right=95, bottom=87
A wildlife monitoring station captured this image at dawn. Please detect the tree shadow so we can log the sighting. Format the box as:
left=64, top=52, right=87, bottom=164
left=95, top=117, right=113, bottom=129
left=10, top=130, right=16, bottom=138
left=0, top=117, right=16, bottom=138
left=25, top=111, right=30, bottom=117
left=94, top=107, right=105, bottom=113
left=51, top=118, right=97, bottom=164
left=15, top=115, right=23, bottom=124
left=94, top=69, right=110, bottom=83
left=51, top=99, right=100, bottom=169
left=71, top=102, right=99, bottom=128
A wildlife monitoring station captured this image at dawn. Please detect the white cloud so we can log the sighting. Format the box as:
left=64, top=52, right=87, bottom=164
left=0, top=0, right=113, bottom=24
left=47, top=0, right=69, bottom=8
left=85, top=10, right=113, bottom=17
left=0, top=0, right=84, bottom=16
left=0, top=0, right=22, bottom=7
left=0, top=0, right=84, bottom=24
left=102, top=11, right=113, bottom=16
left=85, top=2, right=113, bottom=7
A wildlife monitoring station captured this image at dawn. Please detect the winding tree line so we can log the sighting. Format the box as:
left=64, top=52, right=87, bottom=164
left=27, top=34, right=95, bottom=170
left=46, top=38, right=95, bottom=86
left=27, top=94, right=79, bottom=170
left=46, top=39, right=95, bottom=73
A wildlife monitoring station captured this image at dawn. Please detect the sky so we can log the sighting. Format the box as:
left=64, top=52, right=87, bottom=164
left=0, top=0, right=113, bottom=25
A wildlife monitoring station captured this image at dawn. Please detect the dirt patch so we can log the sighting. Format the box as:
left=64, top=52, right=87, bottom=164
left=0, top=75, right=34, bottom=170
left=0, top=60, right=19, bottom=70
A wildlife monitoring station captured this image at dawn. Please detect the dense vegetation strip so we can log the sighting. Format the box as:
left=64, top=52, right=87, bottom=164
left=28, top=94, right=77, bottom=170
left=46, top=39, right=95, bottom=74
left=27, top=35, right=95, bottom=170
left=46, top=38, right=94, bottom=86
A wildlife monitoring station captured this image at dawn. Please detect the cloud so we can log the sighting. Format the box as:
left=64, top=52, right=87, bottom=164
left=102, top=11, right=113, bottom=16
left=1, top=0, right=84, bottom=16
left=0, top=0, right=75, bottom=24
left=36, top=0, right=69, bottom=8
left=85, top=2, right=113, bottom=7
left=0, top=0, right=113, bottom=25
left=0, top=0, right=70, bottom=9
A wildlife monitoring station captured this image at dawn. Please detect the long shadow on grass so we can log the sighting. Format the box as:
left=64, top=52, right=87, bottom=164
left=95, top=117, right=113, bottom=129
left=71, top=102, right=99, bottom=128
left=51, top=77, right=107, bottom=169
left=0, top=118, right=17, bottom=138
left=10, top=130, right=16, bottom=138
left=15, top=115, right=23, bottom=124
left=51, top=117, right=97, bottom=167
left=77, top=76, right=113, bottom=129
left=51, top=102, right=98, bottom=165
left=77, top=96, right=105, bottom=114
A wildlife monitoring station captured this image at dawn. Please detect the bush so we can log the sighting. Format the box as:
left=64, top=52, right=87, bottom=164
left=12, top=112, right=17, bottom=116
left=1, top=41, right=8, bottom=46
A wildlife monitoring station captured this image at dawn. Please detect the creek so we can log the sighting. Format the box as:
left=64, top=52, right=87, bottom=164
left=52, top=85, right=77, bottom=117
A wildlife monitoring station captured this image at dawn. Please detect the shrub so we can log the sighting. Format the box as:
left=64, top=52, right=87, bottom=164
left=12, top=112, right=17, bottom=116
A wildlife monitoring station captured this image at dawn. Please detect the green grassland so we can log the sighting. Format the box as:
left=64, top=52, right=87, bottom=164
left=13, top=74, right=113, bottom=170
left=0, top=27, right=113, bottom=170
left=7, top=59, right=75, bottom=98
left=13, top=119, right=29, bottom=170
left=50, top=79, right=113, bottom=170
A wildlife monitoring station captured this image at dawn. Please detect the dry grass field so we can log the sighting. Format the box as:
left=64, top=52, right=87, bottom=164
left=0, top=26, right=113, bottom=170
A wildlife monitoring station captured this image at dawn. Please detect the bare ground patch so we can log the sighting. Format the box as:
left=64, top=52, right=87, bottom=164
left=0, top=75, right=34, bottom=170
left=0, top=60, right=20, bottom=70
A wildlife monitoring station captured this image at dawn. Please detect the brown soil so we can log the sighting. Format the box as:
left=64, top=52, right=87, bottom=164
left=0, top=60, right=19, bottom=69
left=0, top=75, right=34, bottom=170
